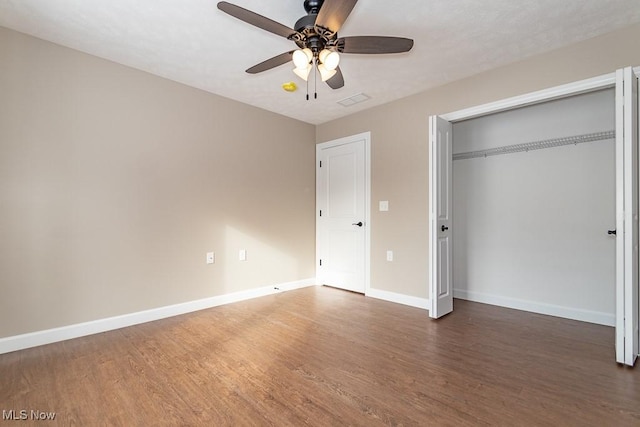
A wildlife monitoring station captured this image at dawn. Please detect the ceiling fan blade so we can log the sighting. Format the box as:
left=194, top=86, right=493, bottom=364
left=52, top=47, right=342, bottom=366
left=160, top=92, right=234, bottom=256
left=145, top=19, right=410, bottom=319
left=315, top=0, right=358, bottom=34
left=337, top=36, right=414, bottom=54
left=326, top=66, right=344, bottom=89
left=217, top=2, right=298, bottom=39
left=246, top=51, right=294, bottom=74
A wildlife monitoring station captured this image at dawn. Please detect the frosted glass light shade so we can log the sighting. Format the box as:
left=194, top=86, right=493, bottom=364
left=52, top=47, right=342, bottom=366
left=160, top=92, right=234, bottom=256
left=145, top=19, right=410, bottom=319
left=319, top=49, right=340, bottom=71
left=293, top=64, right=312, bottom=81
left=292, top=48, right=313, bottom=69
left=318, top=63, right=337, bottom=82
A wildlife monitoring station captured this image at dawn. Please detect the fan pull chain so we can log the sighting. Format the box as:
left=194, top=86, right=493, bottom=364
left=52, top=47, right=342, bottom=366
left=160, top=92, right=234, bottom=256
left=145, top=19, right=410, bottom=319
left=314, top=58, right=318, bottom=99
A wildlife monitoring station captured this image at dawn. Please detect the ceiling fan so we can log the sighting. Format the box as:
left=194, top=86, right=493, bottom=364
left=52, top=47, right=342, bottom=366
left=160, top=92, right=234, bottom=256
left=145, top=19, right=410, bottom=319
left=217, top=0, right=414, bottom=96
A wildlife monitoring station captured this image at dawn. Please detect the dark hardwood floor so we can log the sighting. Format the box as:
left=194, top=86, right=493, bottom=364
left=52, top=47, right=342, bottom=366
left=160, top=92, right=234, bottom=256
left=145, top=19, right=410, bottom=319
left=1, top=285, right=638, bottom=426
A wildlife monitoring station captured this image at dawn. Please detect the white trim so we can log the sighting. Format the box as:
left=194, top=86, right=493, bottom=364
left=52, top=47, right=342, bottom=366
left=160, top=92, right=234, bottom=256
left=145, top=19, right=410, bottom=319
left=366, top=288, right=430, bottom=310
left=316, top=132, right=372, bottom=294
left=0, top=278, right=316, bottom=355
left=622, top=66, right=639, bottom=366
left=364, top=135, right=371, bottom=296
left=453, top=289, right=615, bottom=327
left=441, top=72, right=616, bottom=122
left=615, top=68, right=626, bottom=363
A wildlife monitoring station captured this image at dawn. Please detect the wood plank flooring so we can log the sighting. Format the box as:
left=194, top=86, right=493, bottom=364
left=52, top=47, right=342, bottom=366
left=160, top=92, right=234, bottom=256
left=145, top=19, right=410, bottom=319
left=1, top=285, right=639, bottom=426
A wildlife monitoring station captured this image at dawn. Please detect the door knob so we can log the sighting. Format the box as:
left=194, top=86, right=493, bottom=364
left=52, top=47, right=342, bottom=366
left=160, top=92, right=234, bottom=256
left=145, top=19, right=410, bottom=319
left=441, top=225, right=449, bottom=232
left=352, top=221, right=363, bottom=227
left=608, top=229, right=616, bottom=235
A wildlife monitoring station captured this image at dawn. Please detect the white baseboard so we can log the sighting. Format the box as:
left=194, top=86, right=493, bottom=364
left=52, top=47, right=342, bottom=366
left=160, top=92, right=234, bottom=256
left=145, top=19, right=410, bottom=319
left=366, top=288, right=430, bottom=310
left=0, top=278, right=316, bottom=355
left=453, top=289, right=615, bottom=327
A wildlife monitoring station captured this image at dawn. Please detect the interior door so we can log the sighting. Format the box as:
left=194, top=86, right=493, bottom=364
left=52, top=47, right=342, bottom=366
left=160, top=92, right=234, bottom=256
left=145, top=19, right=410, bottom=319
left=615, top=66, right=639, bottom=366
left=429, top=116, right=454, bottom=318
left=317, top=136, right=367, bottom=293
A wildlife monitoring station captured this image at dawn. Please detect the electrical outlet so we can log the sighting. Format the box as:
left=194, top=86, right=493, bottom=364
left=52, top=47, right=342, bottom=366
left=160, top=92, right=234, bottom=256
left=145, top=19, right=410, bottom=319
left=206, top=252, right=214, bottom=264
left=386, top=250, right=393, bottom=262
left=239, top=249, right=247, bottom=261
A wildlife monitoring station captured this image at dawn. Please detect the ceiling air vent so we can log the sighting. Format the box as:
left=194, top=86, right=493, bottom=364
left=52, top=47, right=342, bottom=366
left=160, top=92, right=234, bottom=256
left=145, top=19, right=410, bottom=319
left=337, top=93, right=371, bottom=107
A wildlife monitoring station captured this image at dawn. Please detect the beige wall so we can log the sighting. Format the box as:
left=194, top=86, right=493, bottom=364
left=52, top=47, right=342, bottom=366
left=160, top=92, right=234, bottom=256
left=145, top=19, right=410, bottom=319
left=0, top=27, right=316, bottom=338
left=3, top=22, right=640, bottom=339
left=316, top=23, right=640, bottom=299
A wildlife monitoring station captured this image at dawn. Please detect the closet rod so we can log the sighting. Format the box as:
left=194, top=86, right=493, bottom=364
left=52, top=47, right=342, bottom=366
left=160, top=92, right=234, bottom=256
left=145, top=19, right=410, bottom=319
left=452, top=130, right=615, bottom=161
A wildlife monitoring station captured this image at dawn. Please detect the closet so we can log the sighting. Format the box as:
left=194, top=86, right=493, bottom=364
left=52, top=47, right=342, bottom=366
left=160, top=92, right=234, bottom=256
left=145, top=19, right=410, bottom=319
left=428, top=67, right=639, bottom=366
left=452, top=89, right=615, bottom=326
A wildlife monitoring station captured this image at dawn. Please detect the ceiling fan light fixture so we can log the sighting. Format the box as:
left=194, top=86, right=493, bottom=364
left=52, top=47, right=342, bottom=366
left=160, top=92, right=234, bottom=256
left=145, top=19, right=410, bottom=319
left=293, top=64, right=312, bottom=81
left=218, top=0, right=414, bottom=95
left=292, top=48, right=313, bottom=69
left=318, top=63, right=337, bottom=82
left=319, top=49, right=340, bottom=71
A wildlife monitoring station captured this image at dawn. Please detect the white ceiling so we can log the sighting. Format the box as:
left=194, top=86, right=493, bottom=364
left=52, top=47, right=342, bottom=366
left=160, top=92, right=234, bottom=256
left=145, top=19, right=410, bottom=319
left=1, top=0, right=639, bottom=125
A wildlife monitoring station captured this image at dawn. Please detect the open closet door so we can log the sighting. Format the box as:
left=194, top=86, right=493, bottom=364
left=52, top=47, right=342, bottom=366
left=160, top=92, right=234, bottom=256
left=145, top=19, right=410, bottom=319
left=615, top=67, right=639, bottom=366
left=429, top=116, right=453, bottom=318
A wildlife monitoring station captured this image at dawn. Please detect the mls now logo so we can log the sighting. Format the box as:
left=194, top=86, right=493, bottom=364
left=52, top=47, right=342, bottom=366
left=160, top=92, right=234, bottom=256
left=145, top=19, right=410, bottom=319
left=3, top=409, right=56, bottom=421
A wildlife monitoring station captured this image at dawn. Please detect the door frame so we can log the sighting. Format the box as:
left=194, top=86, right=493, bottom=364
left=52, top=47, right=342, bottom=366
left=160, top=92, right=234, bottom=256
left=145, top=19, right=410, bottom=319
left=316, top=132, right=371, bottom=294
left=429, top=68, right=640, bottom=366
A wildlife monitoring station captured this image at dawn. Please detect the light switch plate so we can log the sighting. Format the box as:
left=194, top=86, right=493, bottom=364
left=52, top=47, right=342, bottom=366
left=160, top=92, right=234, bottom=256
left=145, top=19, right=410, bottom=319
left=379, top=201, right=389, bottom=212
left=206, top=252, right=215, bottom=264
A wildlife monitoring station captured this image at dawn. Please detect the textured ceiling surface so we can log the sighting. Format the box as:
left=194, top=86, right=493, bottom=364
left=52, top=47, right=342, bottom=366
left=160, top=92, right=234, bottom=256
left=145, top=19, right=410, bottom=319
left=1, top=0, right=639, bottom=124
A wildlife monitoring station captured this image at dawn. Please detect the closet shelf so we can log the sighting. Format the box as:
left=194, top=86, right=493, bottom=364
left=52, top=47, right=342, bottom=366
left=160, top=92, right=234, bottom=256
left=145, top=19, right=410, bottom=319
left=452, top=130, right=615, bottom=161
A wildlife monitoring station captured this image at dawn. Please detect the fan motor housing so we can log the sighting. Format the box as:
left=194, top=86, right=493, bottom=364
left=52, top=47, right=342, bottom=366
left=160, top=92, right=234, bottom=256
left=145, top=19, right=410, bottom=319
left=294, top=8, right=337, bottom=51
left=294, top=14, right=317, bottom=33
left=294, top=14, right=330, bottom=52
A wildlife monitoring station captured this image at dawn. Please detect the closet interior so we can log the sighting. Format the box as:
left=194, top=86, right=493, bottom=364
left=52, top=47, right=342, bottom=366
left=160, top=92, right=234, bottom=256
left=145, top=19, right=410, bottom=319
left=451, top=89, right=616, bottom=325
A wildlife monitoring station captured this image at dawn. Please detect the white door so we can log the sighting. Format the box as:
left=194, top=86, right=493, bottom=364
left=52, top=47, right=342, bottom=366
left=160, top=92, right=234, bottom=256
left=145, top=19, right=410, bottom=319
left=615, top=67, right=639, bottom=366
left=429, top=116, right=454, bottom=318
left=316, top=133, right=369, bottom=293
